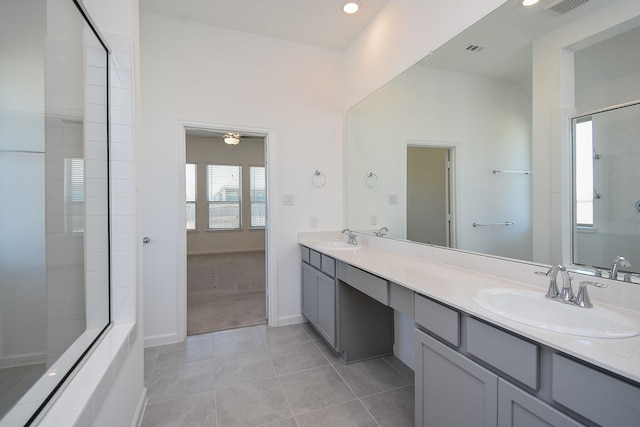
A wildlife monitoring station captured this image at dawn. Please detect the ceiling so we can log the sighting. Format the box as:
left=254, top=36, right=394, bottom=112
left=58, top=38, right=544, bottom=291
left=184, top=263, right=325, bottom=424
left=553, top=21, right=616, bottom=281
left=139, top=0, right=389, bottom=51
left=421, top=0, right=617, bottom=83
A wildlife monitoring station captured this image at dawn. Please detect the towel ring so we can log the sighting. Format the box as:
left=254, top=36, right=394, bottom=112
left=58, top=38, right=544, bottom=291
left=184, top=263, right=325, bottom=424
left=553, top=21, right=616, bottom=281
left=312, top=170, right=326, bottom=187
left=364, top=172, right=378, bottom=188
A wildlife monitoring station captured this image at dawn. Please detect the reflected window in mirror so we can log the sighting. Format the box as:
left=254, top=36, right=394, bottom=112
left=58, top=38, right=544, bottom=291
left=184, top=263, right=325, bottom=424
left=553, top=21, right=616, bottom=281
left=574, top=118, right=594, bottom=228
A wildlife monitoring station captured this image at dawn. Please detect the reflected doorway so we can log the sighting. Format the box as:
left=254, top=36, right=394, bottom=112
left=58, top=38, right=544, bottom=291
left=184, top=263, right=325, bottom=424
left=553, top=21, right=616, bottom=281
left=184, top=129, right=268, bottom=334
left=406, top=145, right=453, bottom=247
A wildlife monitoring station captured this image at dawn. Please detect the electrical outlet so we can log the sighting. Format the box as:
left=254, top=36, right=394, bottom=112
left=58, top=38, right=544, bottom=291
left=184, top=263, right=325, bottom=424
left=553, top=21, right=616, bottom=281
left=389, top=194, right=399, bottom=205
left=310, top=217, right=318, bottom=228
left=370, top=215, right=377, bottom=226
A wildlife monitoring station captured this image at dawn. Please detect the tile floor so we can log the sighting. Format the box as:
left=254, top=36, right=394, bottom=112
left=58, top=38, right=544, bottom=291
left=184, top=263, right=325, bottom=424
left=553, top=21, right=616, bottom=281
left=143, top=323, right=414, bottom=427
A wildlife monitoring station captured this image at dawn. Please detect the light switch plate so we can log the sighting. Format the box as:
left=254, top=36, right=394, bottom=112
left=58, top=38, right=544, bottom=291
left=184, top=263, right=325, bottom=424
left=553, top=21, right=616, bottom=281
left=282, top=194, right=294, bottom=205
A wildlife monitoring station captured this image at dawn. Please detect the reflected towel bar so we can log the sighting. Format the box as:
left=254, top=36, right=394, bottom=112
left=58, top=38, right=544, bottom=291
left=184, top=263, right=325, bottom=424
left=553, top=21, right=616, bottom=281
left=473, top=221, right=514, bottom=227
left=493, top=170, right=532, bottom=174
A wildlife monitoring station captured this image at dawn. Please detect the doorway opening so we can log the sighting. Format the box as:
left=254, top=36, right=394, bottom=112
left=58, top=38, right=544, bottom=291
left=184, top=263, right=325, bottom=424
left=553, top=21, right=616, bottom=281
left=184, top=127, right=268, bottom=335
left=406, top=144, right=455, bottom=247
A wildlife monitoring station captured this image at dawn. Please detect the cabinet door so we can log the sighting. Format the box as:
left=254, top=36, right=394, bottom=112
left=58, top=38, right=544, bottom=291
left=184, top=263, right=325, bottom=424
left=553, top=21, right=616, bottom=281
left=316, top=271, right=336, bottom=347
left=498, top=380, right=583, bottom=427
left=301, top=263, right=317, bottom=323
left=416, top=328, right=498, bottom=427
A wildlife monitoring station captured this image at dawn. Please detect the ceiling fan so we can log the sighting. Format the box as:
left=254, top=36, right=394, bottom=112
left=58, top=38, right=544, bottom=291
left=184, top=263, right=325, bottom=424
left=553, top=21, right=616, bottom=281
left=222, top=132, right=265, bottom=145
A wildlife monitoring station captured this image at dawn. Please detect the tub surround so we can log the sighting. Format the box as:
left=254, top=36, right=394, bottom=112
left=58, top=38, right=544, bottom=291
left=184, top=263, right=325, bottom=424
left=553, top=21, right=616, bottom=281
left=298, top=232, right=640, bottom=384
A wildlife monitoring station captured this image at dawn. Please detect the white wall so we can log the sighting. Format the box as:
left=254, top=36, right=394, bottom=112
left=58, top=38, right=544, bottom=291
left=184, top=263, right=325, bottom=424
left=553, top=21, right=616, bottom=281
left=140, top=13, right=346, bottom=343
left=344, top=0, right=507, bottom=106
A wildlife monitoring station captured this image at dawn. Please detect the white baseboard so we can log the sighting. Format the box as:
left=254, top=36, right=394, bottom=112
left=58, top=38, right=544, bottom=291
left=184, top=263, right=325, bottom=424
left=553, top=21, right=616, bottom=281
left=131, top=388, right=147, bottom=427
left=276, top=314, right=306, bottom=326
left=144, top=333, right=182, bottom=348
left=143, top=316, right=307, bottom=346
left=187, top=248, right=265, bottom=256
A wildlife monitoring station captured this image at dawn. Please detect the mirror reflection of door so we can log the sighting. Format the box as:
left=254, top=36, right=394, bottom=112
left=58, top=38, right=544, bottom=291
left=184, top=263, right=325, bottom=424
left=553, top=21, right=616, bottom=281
left=406, top=146, right=452, bottom=246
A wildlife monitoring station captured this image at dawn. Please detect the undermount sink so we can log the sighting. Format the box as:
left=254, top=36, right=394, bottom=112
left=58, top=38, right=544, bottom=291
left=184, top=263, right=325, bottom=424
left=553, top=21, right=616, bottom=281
left=472, top=288, right=640, bottom=339
left=316, top=240, right=362, bottom=250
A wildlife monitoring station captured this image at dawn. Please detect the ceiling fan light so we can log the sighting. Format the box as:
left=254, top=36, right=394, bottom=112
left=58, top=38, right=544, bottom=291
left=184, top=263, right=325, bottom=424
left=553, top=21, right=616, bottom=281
left=343, top=1, right=360, bottom=14
left=224, top=133, right=240, bottom=145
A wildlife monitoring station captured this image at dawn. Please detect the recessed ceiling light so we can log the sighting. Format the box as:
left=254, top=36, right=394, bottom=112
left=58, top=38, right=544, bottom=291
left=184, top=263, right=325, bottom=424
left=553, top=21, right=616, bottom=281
left=343, top=1, right=360, bottom=14
left=522, top=0, right=540, bottom=6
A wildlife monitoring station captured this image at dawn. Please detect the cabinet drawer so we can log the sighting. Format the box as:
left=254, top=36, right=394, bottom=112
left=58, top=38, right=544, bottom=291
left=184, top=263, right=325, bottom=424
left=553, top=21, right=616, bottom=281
left=336, top=262, right=389, bottom=305
left=310, top=250, right=322, bottom=270
left=552, top=354, right=640, bottom=427
left=321, top=254, right=335, bottom=277
left=467, top=318, right=539, bottom=390
left=300, top=246, right=310, bottom=263
left=390, top=282, right=414, bottom=318
left=415, top=294, right=460, bottom=346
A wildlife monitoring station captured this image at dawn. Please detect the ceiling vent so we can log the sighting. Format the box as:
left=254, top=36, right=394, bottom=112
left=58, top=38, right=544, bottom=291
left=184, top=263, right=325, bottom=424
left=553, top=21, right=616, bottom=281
left=465, top=44, right=484, bottom=52
left=544, top=0, right=589, bottom=15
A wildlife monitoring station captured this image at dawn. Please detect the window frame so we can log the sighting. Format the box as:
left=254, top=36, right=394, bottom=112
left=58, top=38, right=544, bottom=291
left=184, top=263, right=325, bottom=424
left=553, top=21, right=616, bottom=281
left=249, top=165, right=266, bottom=229
left=185, top=163, right=197, bottom=231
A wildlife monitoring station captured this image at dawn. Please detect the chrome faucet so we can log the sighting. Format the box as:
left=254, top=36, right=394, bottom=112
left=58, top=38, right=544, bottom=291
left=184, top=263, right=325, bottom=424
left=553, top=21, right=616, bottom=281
left=341, top=228, right=358, bottom=245
left=537, top=264, right=573, bottom=301
left=373, top=226, right=389, bottom=237
left=536, top=264, right=607, bottom=308
left=609, top=256, right=632, bottom=280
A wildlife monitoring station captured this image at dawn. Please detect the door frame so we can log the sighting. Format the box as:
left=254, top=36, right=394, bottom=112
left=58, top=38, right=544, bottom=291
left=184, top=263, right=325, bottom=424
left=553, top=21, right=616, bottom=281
left=176, top=120, right=275, bottom=340
left=404, top=140, right=458, bottom=249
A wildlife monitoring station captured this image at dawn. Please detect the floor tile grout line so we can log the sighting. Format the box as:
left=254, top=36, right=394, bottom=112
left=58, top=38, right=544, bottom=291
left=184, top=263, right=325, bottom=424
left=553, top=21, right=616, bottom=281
left=358, top=383, right=415, bottom=400
left=328, top=362, right=382, bottom=427
left=290, top=397, right=363, bottom=421
left=269, top=356, right=299, bottom=427
left=274, top=361, right=332, bottom=380
left=144, top=389, right=216, bottom=406
left=381, top=356, right=414, bottom=383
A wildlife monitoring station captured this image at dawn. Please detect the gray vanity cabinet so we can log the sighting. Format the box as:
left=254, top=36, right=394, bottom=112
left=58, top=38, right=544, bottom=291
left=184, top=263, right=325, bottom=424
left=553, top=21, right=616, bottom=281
left=415, top=294, right=592, bottom=427
left=301, top=262, right=318, bottom=324
left=315, top=270, right=336, bottom=347
left=300, top=246, right=394, bottom=363
left=301, top=249, right=336, bottom=347
left=416, top=328, right=498, bottom=427
left=498, top=380, right=583, bottom=427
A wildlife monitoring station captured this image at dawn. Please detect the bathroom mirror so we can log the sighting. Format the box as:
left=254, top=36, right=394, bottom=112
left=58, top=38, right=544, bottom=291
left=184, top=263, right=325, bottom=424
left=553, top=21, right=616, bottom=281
left=346, top=0, right=640, bottom=277
left=0, top=0, right=111, bottom=424
left=572, top=101, right=640, bottom=275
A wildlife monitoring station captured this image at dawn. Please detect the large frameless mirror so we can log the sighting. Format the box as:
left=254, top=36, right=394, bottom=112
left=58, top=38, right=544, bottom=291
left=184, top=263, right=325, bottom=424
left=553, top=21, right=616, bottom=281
left=0, top=0, right=111, bottom=424
left=346, top=0, right=640, bottom=281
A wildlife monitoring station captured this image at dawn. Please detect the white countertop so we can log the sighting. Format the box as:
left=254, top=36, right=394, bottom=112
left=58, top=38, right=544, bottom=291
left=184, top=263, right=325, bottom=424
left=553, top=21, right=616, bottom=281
left=299, top=238, right=640, bottom=384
